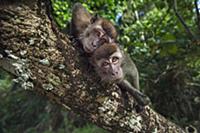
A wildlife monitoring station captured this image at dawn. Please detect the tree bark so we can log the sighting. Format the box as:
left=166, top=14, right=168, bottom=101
left=0, top=0, right=185, bottom=132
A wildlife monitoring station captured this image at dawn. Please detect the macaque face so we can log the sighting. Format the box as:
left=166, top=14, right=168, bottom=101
left=94, top=49, right=124, bottom=82
left=80, top=24, right=113, bottom=53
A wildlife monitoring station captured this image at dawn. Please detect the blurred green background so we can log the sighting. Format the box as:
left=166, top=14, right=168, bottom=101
left=0, top=0, right=200, bottom=132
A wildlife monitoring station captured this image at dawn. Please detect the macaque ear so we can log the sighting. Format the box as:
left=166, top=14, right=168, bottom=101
left=90, top=14, right=100, bottom=24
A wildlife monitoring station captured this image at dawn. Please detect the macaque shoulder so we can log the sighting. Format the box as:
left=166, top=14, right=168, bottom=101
left=121, top=50, right=138, bottom=78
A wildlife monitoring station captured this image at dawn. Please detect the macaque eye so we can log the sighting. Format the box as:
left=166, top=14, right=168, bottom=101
left=94, top=29, right=102, bottom=37
left=101, top=38, right=107, bottom=43
left=98, top=38, right=107, bottom=45
left=112, top=57, right=119, bottom=63
left=102, top=62, right=109, bottom=67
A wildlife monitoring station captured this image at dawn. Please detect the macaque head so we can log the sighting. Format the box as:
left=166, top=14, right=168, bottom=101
left=90, top=43, right=124, bottom=82
left=80, top=17, right=117, bottom=53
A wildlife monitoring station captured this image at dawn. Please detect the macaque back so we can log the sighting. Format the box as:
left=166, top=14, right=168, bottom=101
left=70, top=3, right=91, bottom=38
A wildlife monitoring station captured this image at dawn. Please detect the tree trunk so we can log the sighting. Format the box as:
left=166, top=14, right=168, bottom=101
left=0, top=0, right=185, bottom=132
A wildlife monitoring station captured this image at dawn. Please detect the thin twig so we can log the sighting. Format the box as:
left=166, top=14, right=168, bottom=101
left=194, top=0, right=200, bottom=32
left=173, top=0, right=196, bottom=41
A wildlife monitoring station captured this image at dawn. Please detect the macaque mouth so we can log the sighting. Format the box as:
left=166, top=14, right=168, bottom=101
left=84, top=46, right=93, bottom=53
left=109, top=77, right=121, bottom=83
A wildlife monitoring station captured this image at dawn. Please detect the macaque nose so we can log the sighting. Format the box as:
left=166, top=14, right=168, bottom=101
left=112, top=71, right=118, bottom=76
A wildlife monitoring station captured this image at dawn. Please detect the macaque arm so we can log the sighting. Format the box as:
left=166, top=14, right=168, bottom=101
left=132, top=69, right=140, bottom=90
left=118, top=80, right=150, bottom=106
left=123, top=53, right=140, bottom=90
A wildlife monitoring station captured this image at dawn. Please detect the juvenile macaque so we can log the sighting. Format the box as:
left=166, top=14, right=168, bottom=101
left=90, top=43, right=150, bottom=106
left=70, top=3, right=117, bottom=53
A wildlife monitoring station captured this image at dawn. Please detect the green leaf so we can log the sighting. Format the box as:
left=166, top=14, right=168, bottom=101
left=162, top=33, right=176, bottom=41
left=167, top=45, right=178, bottom=55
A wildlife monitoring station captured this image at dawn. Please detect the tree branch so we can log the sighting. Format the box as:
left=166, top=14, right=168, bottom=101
left=0, top=0, right=185, bottom=132
left=173, top=0, right=196, bottom=41
left=194, top=0, right=200, bottom=32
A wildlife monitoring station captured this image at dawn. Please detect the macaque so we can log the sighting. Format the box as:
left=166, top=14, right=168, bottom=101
left=90, top=43, right=150, bottom=106
left=70, top=3, right=117, bottom=53
left=71, top=3, right=150, bottom=106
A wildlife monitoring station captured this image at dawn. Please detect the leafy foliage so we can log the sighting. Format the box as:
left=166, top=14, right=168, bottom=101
left=0, top=69, right=13, bottom=90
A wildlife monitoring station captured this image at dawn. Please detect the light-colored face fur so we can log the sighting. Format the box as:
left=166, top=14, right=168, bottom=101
left=93, top=46, right=124, bottom=82
left=80, top=24, right=113, bottom=53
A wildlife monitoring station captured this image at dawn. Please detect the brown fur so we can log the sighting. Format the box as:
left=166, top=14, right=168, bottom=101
left=70, top=3, right=91, bottom=38
left=101, top=19, right=117, bottom=39
left=91, top=18, right=117, bottom=40
left=92, top=43, right=118, bottom=60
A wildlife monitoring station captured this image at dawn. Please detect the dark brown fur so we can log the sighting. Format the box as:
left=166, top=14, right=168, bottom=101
left=101, top=19, right=117, bottom=39
left=70, top=3, right=92, bottom=38
left=92, top=43, right=118, bottom=60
